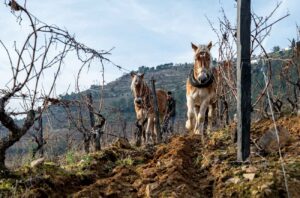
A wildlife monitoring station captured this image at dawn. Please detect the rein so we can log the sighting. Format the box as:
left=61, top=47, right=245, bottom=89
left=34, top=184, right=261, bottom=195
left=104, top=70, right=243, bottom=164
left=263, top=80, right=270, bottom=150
left=189, top=68, right=214, bottom=88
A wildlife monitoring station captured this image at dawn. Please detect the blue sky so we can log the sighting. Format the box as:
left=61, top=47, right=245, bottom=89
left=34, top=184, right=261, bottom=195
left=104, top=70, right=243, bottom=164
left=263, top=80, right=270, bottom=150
left=0, top=0, right=299, bottom=96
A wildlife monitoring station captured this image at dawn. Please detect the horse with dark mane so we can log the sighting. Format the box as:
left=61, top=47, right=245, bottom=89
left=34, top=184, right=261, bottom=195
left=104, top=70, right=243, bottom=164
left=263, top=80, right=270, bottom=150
left=186, top=41, right=218, bottom=141
left=130, top=72, right=168, bottom=144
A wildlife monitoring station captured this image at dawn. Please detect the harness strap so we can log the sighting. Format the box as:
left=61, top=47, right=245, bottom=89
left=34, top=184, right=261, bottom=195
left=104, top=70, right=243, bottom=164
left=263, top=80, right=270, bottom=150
left=189, top=68, right=214, bottom=88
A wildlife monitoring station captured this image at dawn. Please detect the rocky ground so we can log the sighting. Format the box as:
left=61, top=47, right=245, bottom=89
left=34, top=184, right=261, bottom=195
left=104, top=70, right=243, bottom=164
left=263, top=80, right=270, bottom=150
left=0, top=115, right=299, bottom=197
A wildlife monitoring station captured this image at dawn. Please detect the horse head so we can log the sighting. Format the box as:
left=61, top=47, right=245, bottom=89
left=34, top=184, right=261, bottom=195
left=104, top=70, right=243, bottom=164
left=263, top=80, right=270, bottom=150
left=191, top=41, right=212, bottom=84
left=130, top=71, right=145, bottom=105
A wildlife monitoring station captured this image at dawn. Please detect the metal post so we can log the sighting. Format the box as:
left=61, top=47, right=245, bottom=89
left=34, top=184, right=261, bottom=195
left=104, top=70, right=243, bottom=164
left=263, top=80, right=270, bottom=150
left=237, top=0, right=251, bottom=162
left=151, top=78, right=162, bottom=143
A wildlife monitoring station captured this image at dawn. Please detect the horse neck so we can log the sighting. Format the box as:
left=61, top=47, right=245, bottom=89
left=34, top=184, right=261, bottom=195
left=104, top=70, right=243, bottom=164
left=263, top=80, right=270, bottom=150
left=140, top=81, right=151, bottom=99
left=139, top=82, right=153, bottom=108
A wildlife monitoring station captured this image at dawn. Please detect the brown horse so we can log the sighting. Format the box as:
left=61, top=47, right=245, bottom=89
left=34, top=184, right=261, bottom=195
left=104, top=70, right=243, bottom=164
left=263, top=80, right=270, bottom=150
left=130, top=72, right=168, bottom=144
left=186, top=41, right=218, bottom=141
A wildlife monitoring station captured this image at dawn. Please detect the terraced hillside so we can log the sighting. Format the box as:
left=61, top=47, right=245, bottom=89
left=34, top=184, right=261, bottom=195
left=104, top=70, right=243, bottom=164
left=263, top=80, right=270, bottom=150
left=1, top=115, right=299, bottom=197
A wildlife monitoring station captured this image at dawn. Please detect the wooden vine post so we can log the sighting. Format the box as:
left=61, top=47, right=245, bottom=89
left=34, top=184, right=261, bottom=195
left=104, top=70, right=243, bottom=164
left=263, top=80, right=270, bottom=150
left=151, top=77, right=162, bottom=143
left=236, top=0, right=252, bottom=162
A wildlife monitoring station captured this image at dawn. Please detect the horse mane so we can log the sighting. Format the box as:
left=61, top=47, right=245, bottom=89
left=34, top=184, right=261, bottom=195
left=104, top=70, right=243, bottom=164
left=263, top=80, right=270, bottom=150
left=130, top=78, right=137, bottom=97
left=197, top=44, right=211, bottom=54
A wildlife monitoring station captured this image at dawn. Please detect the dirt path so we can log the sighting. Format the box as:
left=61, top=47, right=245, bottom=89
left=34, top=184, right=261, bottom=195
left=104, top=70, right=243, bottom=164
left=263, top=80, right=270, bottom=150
left=73, top=135, right=213, bottom=197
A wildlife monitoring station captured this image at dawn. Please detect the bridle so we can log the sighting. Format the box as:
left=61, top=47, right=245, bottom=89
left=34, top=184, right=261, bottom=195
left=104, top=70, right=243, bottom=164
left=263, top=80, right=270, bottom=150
left=132, top=78, right=153, bottom=111
left=189, top=49, right=214, bottom=88
left=136, top=81, right=146, bottom=98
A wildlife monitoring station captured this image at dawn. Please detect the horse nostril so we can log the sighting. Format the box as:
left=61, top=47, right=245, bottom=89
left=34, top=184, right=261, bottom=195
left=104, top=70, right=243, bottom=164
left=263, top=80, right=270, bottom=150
left=135, top=98, right=142, bottom=104
left=198, top=75, right=207, bottom=83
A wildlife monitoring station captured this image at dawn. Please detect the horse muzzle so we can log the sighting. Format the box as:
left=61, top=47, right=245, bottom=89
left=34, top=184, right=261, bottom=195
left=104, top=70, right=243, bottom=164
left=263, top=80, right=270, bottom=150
left=198, top=72, right=208, bottom=83
left=135, top=98, right=143, bottom=105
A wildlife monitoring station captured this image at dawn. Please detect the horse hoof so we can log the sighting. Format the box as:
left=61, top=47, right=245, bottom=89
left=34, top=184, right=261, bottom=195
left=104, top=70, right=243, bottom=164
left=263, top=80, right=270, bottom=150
left=201, top=136, right=205, bottom=144
left=207, top=129, right=211, bottom=135
left=194, top=129, right=200, bottom=135
left=185, top=129, right=190, bottom=134
left=185, top=121, right=193, bottom=131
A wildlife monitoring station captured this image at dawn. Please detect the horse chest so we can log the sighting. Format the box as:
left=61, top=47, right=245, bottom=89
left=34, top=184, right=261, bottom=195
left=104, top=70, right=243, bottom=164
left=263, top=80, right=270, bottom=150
left=191, top=89, right=209, bottom=105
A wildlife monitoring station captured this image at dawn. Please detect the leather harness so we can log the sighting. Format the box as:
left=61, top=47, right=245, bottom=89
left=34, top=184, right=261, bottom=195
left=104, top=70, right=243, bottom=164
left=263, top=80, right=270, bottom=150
left=189, top=68, right=214, bottom=88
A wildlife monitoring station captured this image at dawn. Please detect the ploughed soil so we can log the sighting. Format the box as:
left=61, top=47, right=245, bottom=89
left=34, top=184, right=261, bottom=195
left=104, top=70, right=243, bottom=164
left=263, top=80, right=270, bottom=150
left=0, top=115, right=299, bottom=197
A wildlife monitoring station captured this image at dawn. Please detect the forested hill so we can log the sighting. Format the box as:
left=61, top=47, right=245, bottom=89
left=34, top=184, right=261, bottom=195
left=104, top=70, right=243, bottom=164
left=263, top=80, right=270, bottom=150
left=47, top=63, right=194, bottom=129
left=47, top=48, right=296, bottom=129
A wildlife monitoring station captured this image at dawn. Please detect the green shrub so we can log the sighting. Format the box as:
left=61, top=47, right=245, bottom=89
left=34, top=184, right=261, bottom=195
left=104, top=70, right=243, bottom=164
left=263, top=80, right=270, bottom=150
left=65, top=151, right=75, bottom=165
left=116, top=156, right=134, bottom=166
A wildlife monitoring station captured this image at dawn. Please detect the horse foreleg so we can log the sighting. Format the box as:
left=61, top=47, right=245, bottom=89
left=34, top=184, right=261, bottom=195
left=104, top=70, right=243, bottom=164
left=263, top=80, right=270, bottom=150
left=186, top=97, right=196, bottom=132
left=141, top=119, right=147, bottom=144
left=207, top=104, right=214, bottom=135
left=196, top=99, right=209, bottom=142
left=193, top=105, right=200, bottom=134
left=142, top=126, right=146, bottom=144
left=145, top=118, right=152, bottom=143
left=135, top=120, right=142, bottom=147
left=152, top=117, right=157, bottom=144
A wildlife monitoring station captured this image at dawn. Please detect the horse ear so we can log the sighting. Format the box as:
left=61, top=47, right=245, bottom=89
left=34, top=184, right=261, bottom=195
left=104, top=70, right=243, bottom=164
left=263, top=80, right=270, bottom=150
left=130, top=71, right=136, bottom=78
left=191, top=42, right=198, bottom=52
left=207, top=41, right=212, bottom=50
left=141, top=73, right=144, bottom=78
